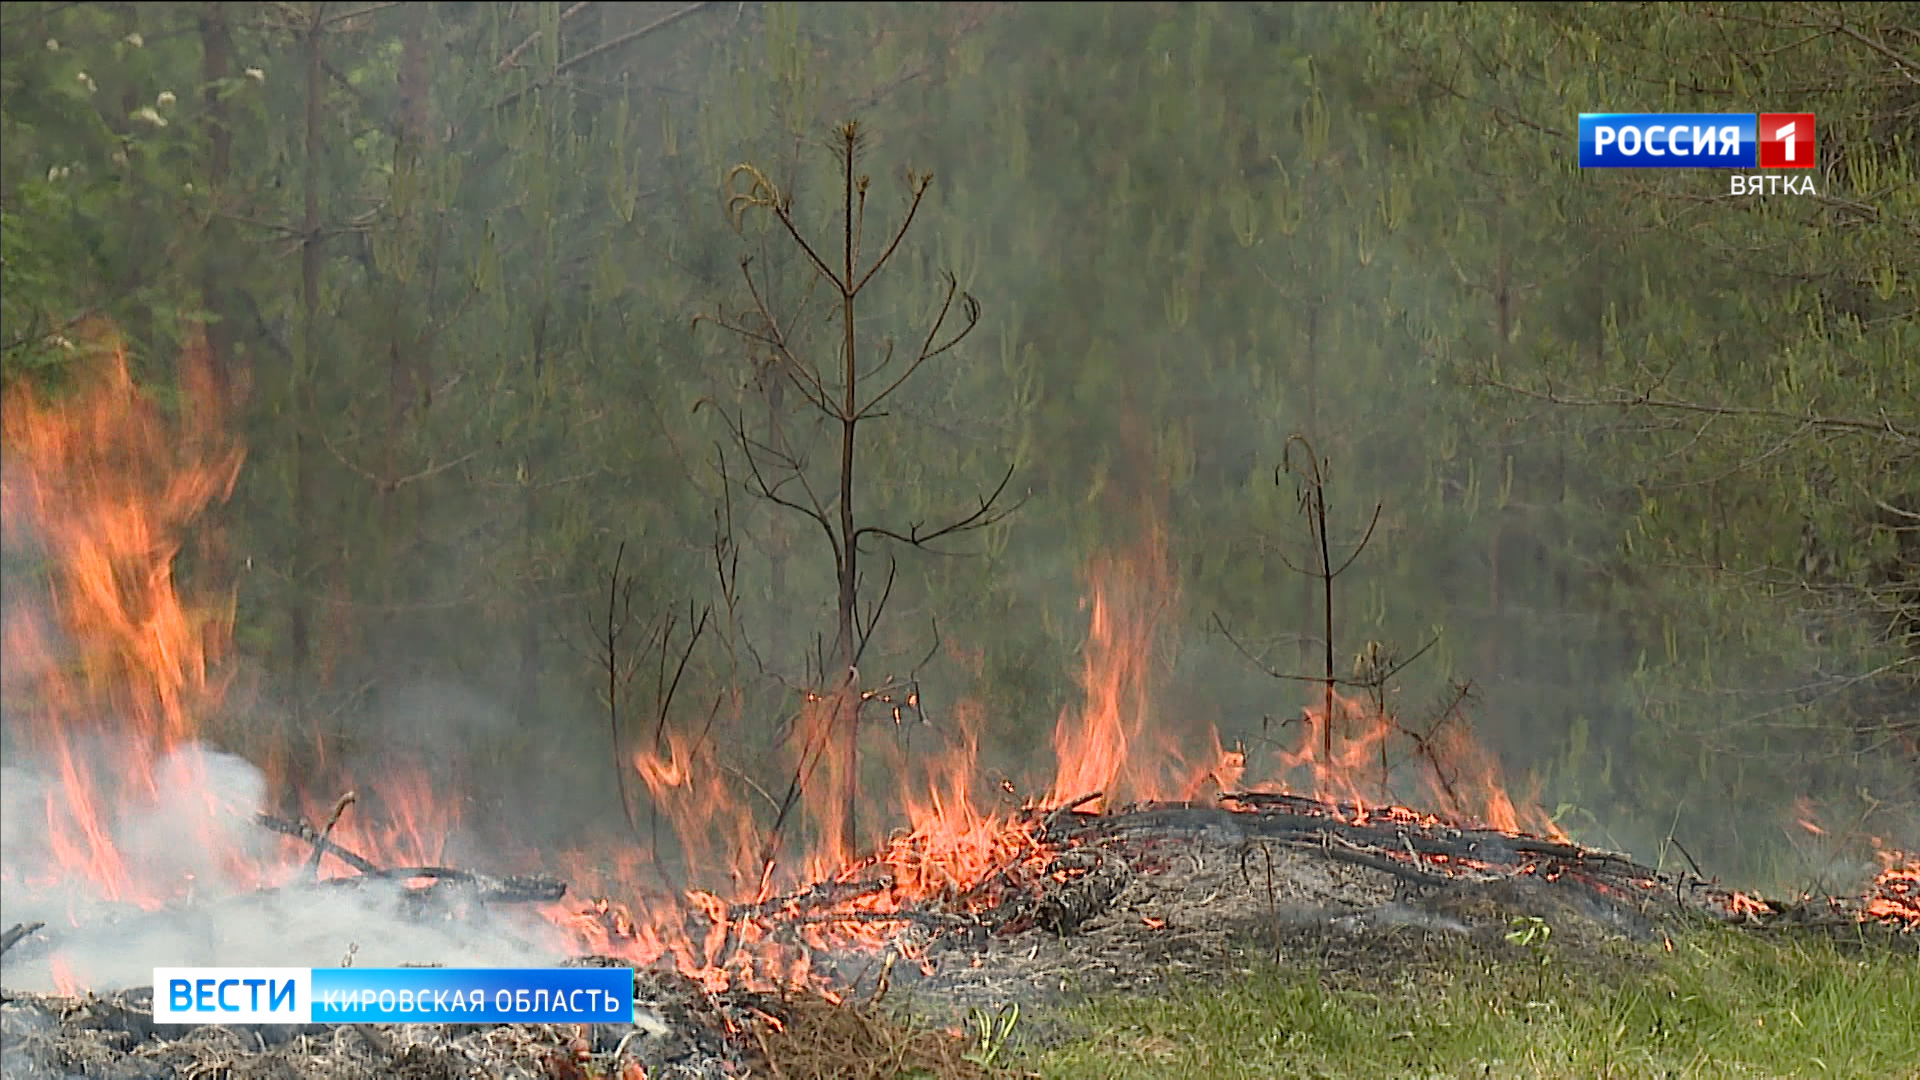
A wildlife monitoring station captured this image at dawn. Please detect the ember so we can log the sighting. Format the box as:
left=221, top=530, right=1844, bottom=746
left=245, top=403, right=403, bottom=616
left=1865, top=846, right=1919, bottom=930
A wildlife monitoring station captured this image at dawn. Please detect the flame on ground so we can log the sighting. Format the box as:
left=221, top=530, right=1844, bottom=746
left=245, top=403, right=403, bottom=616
left=17, top=321, right=1882, bottom=1000
left=2, top=323, right=250, bottom=910
left=1865, top=841, right=1919, bottom=930
left=1786, top=806, right=1918, bottom=931
left=0, top=324, right=451, bottom=944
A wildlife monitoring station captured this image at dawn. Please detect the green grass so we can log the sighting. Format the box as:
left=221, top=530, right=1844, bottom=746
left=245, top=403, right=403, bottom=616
left=1023, top=927, right=1920, bottom=1079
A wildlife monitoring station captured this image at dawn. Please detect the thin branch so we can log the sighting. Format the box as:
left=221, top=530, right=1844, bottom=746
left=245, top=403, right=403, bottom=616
left=856, top=273, right=982, bottom=421
left=853, top=553, right=899, bottom=663
left=1327, top=503, right=1383, bottom=579
left=320, top=3, right=401, bottom=28
left=653, top=603, right=712, bottom=750
left=851, top=175, right=934, bottom=295
left=770, top=203, right=849, bottom=296
left=851, top=463, right=1021, bottom=551
left=1797, top=1, right=1920, bottom=84
left=493, top=2, right=715, bottom=110
left=497, top=1, right=594, bottom=71
left=1483, top=378, right=1919, bottom=442
left=699, top=401, right=845, bottom=569
left=319, top=431, right=477, bottom=493
left=603, top=542, right=642, bottom=835
left=1211, top=613, right=1441, bottom=689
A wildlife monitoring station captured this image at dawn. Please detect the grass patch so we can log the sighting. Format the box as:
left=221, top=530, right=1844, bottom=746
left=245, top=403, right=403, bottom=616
left=1025, top=926, right=1919, bottom=1079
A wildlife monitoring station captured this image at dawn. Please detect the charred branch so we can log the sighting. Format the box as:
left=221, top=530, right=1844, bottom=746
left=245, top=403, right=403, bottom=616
left=330, top=866, right=568, bottom=904
left=306, top=791, right=358, bottom=879
left=254, top=811, right=379, bottom=874
left=1, top=922, right=46, bottom=956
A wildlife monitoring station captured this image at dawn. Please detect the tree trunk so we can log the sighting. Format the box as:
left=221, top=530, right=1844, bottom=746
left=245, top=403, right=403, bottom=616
left=1299, top=304, right=1321, bottom=695
left=290, top=7, right=326, bottom=725
left=198, top=4, right=236, bottom=406
left=834, top=135, right=862, bottom=860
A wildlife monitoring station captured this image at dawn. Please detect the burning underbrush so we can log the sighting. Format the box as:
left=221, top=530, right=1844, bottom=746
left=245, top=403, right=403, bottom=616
left=3, top=327, right=1915, bottom=1078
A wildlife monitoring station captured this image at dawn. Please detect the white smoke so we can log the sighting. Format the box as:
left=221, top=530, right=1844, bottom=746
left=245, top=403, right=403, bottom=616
left=0, top=741, right=563, bottom=994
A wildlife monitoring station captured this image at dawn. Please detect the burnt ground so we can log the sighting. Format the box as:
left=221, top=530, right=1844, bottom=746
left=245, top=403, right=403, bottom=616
left=859, top=802, right=1913, bottom=1014
left=3, top=802, right=1913, bottom=1079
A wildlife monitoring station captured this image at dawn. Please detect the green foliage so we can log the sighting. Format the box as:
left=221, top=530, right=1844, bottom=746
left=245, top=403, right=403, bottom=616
left=964, top=1003, right=1020, bottom=1068
left=0, top=6, right=226, bottom=380
left=1032, top=928, right=1920, bottom=1079
left=1, top=0, right=1912, bottom=884
left=1373, top=0, right=1920, bottom=876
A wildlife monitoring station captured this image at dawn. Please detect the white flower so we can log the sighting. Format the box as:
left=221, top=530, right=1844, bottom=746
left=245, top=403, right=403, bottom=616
left=123, top=32, right=144, bottom=48
left=157, top=90, right=176, bottom=107
left=112, top=149, right=129, bottom=166
left=182, top=182, right=194, bottom=193
left=77, top=71, right=97, bottom=93
left=133, top=105, right=167, bottom=127
left=45, top=38, right=59, bottom=51
left=244, top=66, right=265, bottom=82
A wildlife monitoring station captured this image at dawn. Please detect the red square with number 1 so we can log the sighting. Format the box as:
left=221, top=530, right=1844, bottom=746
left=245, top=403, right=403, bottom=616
left=1757, top=113, right=1816, bottom=169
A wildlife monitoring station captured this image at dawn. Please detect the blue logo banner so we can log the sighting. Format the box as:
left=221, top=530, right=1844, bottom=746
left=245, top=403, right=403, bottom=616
left=154, top=966, right=635, bottom=1024
left=1578, top=113, right=1756, bottom=168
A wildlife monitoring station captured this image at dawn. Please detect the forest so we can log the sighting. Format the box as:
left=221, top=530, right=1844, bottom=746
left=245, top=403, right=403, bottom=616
left=2, top=0, right=1915, bottom=902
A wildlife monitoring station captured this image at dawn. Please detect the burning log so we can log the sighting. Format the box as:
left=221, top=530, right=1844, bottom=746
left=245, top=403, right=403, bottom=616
left=727, top=877, right=893, bottom=922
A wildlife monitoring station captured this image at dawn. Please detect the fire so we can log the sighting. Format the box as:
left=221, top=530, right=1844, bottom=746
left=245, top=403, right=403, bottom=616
left=0, top=323, right=449, bottom=949
left=2, top=322, right=249, bottom=909
left=0, top=320, right=1651, bottom=998
left=1865, top=842, right=1919, bottom=930
left=1047, top=518, right=1182, bottom=810
left=1783, top=807, right=1918, bottom=931
left=1036, top=512, right=1561, bottom=839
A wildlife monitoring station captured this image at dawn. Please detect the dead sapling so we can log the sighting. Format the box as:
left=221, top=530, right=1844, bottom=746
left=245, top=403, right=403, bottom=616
left=695, top=120, right=1022, bottom=863
left=566, top=541, right=712, bottom=889
left=1212, top=434, right=1453, bottom=805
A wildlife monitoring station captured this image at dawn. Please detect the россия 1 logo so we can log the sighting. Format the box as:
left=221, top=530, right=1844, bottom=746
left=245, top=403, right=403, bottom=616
left=1578, top=112, right=1816, bottom=195
left=1755, top=113, right=1815, bottom=168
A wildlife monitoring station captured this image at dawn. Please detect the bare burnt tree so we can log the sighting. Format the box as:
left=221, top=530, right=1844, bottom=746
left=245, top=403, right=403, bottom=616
left=1280, top=434, right=1382, bottom=762
left=1215, top=436, right=1492, bottom=810
left=563, top=542, right=710, bottom=882
left=698, top=122, right=1018, bottom=860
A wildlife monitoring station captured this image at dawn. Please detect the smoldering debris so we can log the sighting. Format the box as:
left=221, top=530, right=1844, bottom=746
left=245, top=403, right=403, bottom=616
left=4, top=791, right=1915, bottom=1080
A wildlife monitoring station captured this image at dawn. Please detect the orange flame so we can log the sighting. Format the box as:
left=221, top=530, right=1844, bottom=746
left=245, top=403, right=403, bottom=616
left=4, top=322, right=1603, bottom=995
left=1047, top=518, right=1181, bottom=811
left=1865, top=842, right=1918, bottom=930
left=2, top=323, right=249, bottom=909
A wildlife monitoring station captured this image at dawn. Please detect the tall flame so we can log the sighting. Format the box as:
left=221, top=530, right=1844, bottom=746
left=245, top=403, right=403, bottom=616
left=1048, top=517, right=1181, bottom=810
left=2, top=323, right=248, bottom=909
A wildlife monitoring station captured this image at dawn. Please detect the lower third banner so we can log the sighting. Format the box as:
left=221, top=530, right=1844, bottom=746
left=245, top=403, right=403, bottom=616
left=153, top=966, right=635, bottom=1024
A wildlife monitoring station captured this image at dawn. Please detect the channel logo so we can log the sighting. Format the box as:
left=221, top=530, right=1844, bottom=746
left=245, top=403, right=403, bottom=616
left=1578, top=113, right=1815, bottom=169
left=153, top=967, right=635, bottom=1024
